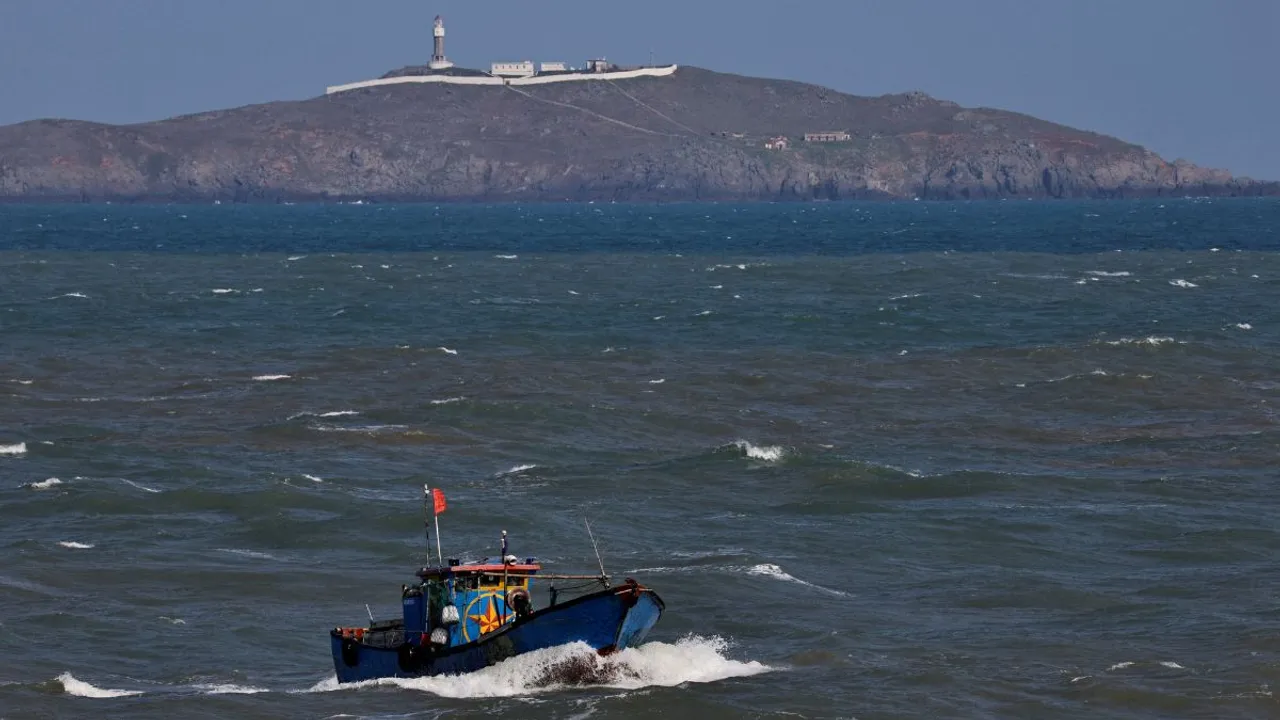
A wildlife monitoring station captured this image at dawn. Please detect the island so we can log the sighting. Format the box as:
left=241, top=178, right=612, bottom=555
left=0, top=15, right=1272, bottom=203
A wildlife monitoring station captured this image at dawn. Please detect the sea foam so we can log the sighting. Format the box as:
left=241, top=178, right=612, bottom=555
left=305, top=636, right=769, bottom=698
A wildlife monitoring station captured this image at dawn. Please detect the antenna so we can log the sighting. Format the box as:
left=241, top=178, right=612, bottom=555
left=584, top=518, right=607, bottom=581
left=365, top=603, right=374, bottom=624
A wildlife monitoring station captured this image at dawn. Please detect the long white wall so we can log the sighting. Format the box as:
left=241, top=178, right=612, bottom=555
left=509, top=65, right=678, bottom=86
left=326, top=75, right=504, bottom=94
left=325, top=65, right=678, bottom=95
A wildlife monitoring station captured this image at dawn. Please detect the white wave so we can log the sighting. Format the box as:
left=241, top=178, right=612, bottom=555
left=1087, top=271, right=1131, bottom=277
left=58, top=541, right=95, bottom=549
left=1235, top=323, right=1253, bottom=330
left=319, top=411, right=360, bottom=418
left=29, top=477, right=62, bottom=490
left=253, top=374, right=291, bottom=381
left=568, top=290, right=580, bottom=295
left=121, top=479, right=161, bottom=493
left=306, top=636, right=769, bottom=698
left=889, top=292, right=924, bottom=300
left=195, top=683, right=269, bottom=695
left=57, top=673, right=142, bottom=698
left=53, top=292, right=90, bottom=299
left=430, top=397, right=465, bottom=405
left=287, top=255, right=306, bottom=261
left=76, top=397, right=107, bottom=403
left=303, top=474, right=324, bottom=483
left=1169, top=279, right=1198, bottom=288
left=1104, top=336, right=1177, bottom=347
left=731, top=440, right=785, bottom=462
left=495, top=254, right=518, bottom=260
left=648, top=378, right=665, bottom=384
left=216, top=548, right=278, bottom=561
left=10, top=379, right=34, bottom=385
left=1160, top=661, right=1185, bottom=669
left=0, top=442, right=27, bottom=456
left=696, top=310, right=712, bottom=316
left=1107, top=661, right=1135, bottom=671
left=438, top=346, right=458, bottom=355
left=311, top=424, right=407, bottom=434
left=496, top=464, right=538, bottom=477
left=158, top=616, right=186, bottom=625
left=746, top=563, right=848, bottom=597
left=211, top=288, right=238, bottom=294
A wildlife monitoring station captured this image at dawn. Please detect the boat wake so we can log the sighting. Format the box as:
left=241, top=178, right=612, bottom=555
left=308, top=635, right=770, bottom=698
left=50, top=637, right=768, bottom=700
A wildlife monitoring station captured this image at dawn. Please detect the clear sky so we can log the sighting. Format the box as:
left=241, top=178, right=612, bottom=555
left=1, top=0, right=1275, bottom=179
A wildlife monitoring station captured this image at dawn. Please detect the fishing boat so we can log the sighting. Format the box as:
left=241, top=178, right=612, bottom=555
left=329, top=487, right=665, bottom=683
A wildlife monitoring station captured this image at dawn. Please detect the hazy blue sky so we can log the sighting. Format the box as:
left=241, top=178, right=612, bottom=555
left=1, top=0, right=1274, bottom=179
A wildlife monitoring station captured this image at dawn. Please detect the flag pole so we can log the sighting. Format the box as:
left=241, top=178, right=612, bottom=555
left=434, top=510, right=443, bottom=566
left=422, top=484, right=431, bottom=566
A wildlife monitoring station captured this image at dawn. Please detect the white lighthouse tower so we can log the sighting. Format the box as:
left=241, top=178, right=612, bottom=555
left=429, top=15, right=453, bottom=70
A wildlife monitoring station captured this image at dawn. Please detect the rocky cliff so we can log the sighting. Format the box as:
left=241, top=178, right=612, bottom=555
left=0, top=67, right=1271, bottom=202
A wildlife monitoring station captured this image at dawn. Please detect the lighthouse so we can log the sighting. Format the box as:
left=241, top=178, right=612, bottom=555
left=429, top=15, right=453, bottom=70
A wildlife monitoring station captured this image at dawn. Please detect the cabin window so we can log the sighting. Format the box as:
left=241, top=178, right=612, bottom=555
left=476, top=574, right=528, bottom=589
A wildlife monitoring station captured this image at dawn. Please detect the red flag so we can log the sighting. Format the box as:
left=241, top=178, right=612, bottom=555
left=431, top=487, right=447, bottom=515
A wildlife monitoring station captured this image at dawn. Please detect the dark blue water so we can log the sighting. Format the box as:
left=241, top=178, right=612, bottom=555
left=2, top=199, right=1279, bottom=719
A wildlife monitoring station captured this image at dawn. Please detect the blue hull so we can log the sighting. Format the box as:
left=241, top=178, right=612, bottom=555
left=331, top=583, right=664, bottom=683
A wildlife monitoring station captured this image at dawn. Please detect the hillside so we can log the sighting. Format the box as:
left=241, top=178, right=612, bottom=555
left=0, top=66, right=1271, bottom=202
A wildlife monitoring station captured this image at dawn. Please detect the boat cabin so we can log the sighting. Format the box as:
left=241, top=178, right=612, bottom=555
left=404, top=557, right=542, bottom=647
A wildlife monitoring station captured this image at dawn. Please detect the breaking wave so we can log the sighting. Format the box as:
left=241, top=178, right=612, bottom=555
left=730, top=440, right=786, bottom=462
left=56, top=673, right=141, bottom=698
left=307, top=636, right=770, bottom=698
left=0, top=442, right=27, bottom=456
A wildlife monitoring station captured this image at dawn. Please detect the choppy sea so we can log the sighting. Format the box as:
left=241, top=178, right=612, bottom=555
left=1, top=199, right=1279, bottom=719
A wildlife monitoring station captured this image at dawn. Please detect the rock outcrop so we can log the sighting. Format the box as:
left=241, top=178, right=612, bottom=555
left=0, top=67, right=1270, bottom=202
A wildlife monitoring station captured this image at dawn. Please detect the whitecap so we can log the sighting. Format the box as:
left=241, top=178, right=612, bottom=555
left=211, top=288, right=237, bottom=294
left=889, top=292, right=924, bottom=300
left=29, top=477, right=62, bottom=490
left=56, top=673, right=141, bottom=698
left=1104, top=336, right=1177, bottom=347
left=730, top=440, right=785, bottom=462
left=216, top=548, right=278, bottom=561
left=496, top=464, right=538, bottom=477
left=55, top=292, right=90, bottom=299
left=1086, top=271, right=1131, bottom=277
left=159, top=616, right=186, bottom=625
left=746, top=563, right=848, bottom=597
left=318, top=411, right=360, bottom=418
left=121, top=479, right=161, bottom=493
left=195, top=683, right=270, bottom=695
left=495, top=254, right=518, bottom=260
left=1107, top=661, right=1135, bottom=671
left=10, top=379, right=34, bottom=385
left=58, top=541, right=94, bottom=549
left=648, top=378, right=665, bottom=384
left=696, top=310, right=712, bottom=316
left=438, top=347, right=458, bottom=355
left=1169, top=279, right=1198, bottom=288
left=287, top=255, right=305, bottom=261
left=0, top=442, right=27, bottom=456
left=303, top=636, right=768, bottom=697
left=303, top=474, right=324, bottom=483
left=430, top=397, right=465, bottom=405
left=1235, top=323, right=1253, bottom=330
left=253, top=374, right=291, bottom=381
left=1160, top=661, right=1185, bottom=669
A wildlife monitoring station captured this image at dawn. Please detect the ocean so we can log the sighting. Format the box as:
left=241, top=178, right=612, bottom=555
left=1, top=199, right=1278, bottom=719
